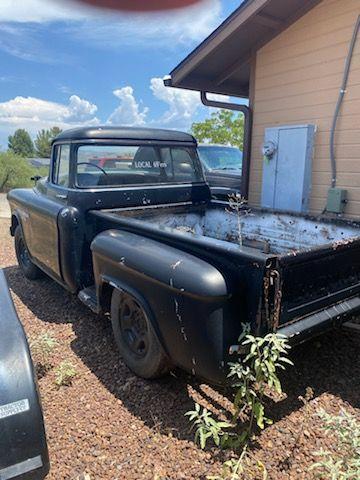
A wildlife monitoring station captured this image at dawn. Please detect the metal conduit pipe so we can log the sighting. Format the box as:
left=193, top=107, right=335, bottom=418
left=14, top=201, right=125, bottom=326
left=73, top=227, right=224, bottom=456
left=200, top=91, right=252, bottom=200
left=330, top=15, right=360, bottom=188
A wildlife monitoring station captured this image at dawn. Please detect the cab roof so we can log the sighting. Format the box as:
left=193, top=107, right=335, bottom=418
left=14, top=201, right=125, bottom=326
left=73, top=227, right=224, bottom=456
left=53, top=126, right=196, bottom=144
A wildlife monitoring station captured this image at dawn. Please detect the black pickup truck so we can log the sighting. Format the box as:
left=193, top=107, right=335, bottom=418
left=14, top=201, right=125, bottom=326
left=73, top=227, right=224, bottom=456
left=8, top=127, right=360, bottom=385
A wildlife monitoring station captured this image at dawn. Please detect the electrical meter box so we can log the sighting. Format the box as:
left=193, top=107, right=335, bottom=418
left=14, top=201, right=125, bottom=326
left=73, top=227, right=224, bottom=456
left=327, top=187, right=348, bottom=214
left=261, top=124, right=316, bottom=213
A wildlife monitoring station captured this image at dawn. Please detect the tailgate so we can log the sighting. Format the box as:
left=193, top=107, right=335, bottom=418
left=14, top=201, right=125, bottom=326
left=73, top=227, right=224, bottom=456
left=274, top=238, right=360, bottom=329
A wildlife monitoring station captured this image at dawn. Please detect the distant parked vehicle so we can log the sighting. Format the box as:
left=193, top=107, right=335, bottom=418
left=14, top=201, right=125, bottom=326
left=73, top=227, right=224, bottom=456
left=27, top=158, right=51, bottom=169
left=198, top=144, right=243, bottom=198
left=82, top=156, right=133, bottom=172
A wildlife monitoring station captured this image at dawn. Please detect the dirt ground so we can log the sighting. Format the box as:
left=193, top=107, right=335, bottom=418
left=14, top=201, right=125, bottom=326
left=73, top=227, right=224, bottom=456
left=1, top=217, right=359, bottom=480
left=0, top=193, right=10, bottom=219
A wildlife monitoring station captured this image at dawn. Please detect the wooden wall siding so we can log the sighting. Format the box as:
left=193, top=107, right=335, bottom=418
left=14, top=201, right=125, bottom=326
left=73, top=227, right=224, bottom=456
left=249, top=0, right=360, bottom=217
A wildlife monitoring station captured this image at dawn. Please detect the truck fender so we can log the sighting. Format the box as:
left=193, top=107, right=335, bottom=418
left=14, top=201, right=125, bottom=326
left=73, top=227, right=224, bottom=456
left=91, top=230, right=229, bottom=300
left=0, top=270, right=50, bottom=480
left=10, top=210, right=22, bottom=237
left=91, top=230, right=231, bottom=381
left=10, top=211, right=36, bottom=266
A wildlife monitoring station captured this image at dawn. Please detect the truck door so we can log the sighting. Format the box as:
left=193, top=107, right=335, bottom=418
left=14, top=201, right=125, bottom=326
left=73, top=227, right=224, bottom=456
left=28, top=144, right=71, bottom=278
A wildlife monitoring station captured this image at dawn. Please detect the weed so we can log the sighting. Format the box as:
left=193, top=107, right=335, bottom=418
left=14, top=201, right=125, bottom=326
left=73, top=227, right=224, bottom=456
left=30, top=332, right=58, bottom=377
left=227, top=194, right=248, bottom=247
left=311, top=409, right=360, bottom=479
left=185, top=403, right=232, bottom=449
left=208, top=446, right=268, bottom=480
left=228, top=328, right=293, bottom=441
left=54, top=360, right=77, bottom=387
left=186, top=325, right=293, bottom=479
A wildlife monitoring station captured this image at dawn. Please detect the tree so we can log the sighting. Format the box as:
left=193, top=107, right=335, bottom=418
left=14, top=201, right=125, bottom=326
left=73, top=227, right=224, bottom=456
left=0, top=151, right=34, bottom=191
left=191, top=109, right=244, bottom=149
left=8, top=129, right=34, bottom=157
left=35, top=126, right=63, bottom=158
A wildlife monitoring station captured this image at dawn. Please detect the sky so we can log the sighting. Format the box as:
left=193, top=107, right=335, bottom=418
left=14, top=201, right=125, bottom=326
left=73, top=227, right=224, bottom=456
left=0, top=0, right=244, bottom=149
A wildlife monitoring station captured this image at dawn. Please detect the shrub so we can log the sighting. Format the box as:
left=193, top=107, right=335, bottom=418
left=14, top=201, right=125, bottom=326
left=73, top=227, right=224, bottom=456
left=185, top=403, right=232, bottom=449
left=228, top=329, right=293, bottom=440
left=311, top=409, right=360, bottom=479
left=0, top=151, right=36, bottom=192
left=30, top=332, right=58, bottom=378
left=54, top=360, right=77, bottom=387
left=186, top=326, right=293, bottom=479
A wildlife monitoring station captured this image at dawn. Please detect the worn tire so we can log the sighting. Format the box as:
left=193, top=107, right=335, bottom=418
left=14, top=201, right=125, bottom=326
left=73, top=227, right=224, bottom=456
left=111, top=289, right=170, bottom=379
left=14, top=226, right=43, bottom=280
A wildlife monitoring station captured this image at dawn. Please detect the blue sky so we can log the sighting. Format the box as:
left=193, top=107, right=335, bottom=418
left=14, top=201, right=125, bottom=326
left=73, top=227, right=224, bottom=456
left=0, top=0, right=243, bottom=149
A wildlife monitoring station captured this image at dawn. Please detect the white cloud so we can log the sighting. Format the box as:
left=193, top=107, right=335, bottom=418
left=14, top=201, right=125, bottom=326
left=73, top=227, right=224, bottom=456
left=0, top=0, right=222, bottom=47
left=104, top=78, right=232, bottom=132
left=70, top=0, right=222, bottom=47
left=150, top=77, right=202, bottom=128
left=0, top=0, right=87, bottom=23
left=0, top=80, right=235, bottom=147
left=0, top=95, right=99, bottom=141
left=105, top=79, right=202, bottom=131
left=149, top=77, right=230, bottom=129
left=65, top=95, right=98, bottom=122
left=107, top=87, right=148, bottom=126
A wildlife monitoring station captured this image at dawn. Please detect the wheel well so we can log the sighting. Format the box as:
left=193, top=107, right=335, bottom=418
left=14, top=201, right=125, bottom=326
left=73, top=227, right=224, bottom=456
left=11, top=215, right=19, bottom=236
left=100, top=282, right=114, bottom=314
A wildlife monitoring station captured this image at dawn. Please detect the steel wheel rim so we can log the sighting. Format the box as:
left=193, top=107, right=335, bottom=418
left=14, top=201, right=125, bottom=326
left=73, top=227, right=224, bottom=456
left=118, top=294, right=149, bottom=358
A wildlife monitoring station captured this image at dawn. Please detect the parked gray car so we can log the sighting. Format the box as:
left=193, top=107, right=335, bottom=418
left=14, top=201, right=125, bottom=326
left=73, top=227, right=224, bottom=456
left=198, top=144, right=242, bottom=197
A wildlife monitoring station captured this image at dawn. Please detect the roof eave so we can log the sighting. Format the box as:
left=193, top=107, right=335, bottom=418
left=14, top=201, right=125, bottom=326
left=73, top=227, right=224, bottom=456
left=167, top=0, right=323, bottom=97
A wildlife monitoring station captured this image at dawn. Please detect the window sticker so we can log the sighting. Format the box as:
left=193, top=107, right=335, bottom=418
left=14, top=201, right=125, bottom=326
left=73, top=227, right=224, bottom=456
left=133, top=161, right=168, bottom=169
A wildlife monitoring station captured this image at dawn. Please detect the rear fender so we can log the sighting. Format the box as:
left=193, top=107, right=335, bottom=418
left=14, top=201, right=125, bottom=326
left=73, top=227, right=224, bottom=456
left=91, top=230, right=231, bottom=384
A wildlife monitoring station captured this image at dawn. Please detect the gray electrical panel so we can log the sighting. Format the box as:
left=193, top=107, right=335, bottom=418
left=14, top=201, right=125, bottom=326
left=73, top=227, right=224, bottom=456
left=261, top=124, right=316, bottom=213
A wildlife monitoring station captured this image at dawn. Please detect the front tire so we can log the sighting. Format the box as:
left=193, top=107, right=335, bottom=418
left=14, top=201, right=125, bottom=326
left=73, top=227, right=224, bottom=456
left=14, top=226, right=43, bottom=280
left=111, top=289, right=170, bottom=379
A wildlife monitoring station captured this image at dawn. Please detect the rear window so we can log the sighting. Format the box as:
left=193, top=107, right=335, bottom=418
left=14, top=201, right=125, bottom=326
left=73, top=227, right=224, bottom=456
left=76, top=145, right=203, bottom=188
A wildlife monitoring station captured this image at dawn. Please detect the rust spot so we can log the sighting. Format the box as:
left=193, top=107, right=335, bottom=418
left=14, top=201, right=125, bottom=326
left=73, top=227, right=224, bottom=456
left=320, top=227, right=331, bottom=240
left=332, top=238, right=355, bottom=250
left=263, top=275, right=271, bottom=329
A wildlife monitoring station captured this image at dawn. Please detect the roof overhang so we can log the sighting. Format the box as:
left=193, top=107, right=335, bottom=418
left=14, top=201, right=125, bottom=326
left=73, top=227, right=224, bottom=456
left=165, top=0, right=323, bottom=98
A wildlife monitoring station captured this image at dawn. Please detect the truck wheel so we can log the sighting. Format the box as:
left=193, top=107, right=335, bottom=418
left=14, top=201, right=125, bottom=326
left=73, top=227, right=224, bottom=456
left=14, top=226, right=43, bottom=280
left=111, top=289, right=170, bottom=379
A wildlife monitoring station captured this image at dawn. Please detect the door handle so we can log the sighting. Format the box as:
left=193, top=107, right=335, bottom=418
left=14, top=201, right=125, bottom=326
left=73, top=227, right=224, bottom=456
left=56, top=194, right=67, bottom=200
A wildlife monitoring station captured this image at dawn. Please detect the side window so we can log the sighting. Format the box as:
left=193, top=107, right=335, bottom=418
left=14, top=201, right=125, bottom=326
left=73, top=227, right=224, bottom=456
left=53, top=144, right=70, bottom=187
left=171, top=148, right=199, bottom=182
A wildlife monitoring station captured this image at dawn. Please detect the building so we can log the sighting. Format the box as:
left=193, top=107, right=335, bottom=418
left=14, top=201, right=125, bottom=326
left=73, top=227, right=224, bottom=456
left=166, top=0, right=360, bottom=217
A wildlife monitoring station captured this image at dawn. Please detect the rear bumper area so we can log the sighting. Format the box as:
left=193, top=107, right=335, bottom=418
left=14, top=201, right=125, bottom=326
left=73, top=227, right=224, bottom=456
left=278, top=295, right=360, bottom=344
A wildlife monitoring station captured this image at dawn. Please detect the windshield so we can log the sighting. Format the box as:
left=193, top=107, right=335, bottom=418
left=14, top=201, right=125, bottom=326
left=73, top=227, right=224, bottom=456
left=76, top=144, right=203, bottom=187
left=198, top=146, right=243, bottom=172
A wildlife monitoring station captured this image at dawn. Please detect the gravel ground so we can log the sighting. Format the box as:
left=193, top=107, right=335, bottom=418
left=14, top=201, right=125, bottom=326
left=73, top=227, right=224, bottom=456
left=0, top=193, right=10, bottom=218
left=1, top=217, right=359, bottom=480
